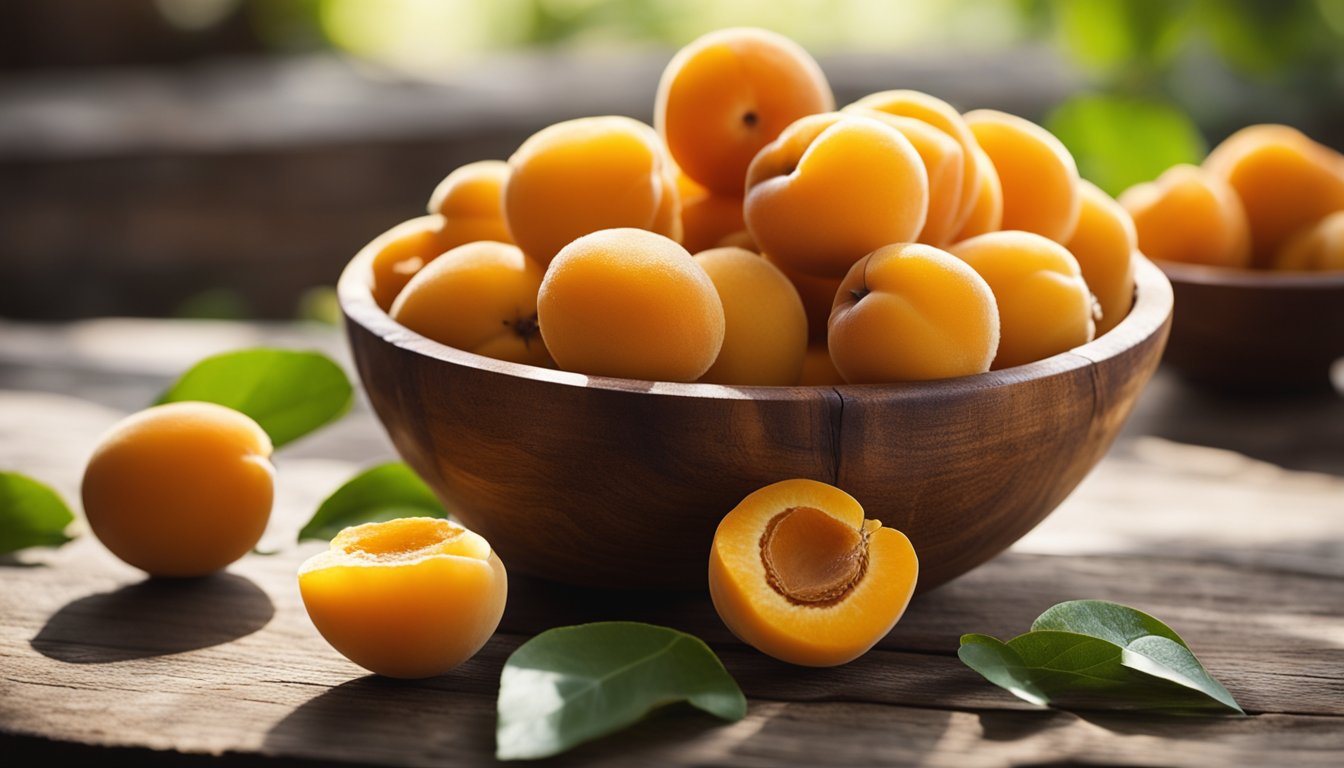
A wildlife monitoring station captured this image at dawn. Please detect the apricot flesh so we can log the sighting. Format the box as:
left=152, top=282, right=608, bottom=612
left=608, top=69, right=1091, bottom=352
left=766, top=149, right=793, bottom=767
left=1119, top=164, right=1251, bottom=268
left=965, top=109, right=1080, bottom=242
left=537, top=228, right=725, bottom=381
left=390, top=241, right=552, bottom=368
left=1064, top=181, right=1137, bottom=336
left=298, top=517, right=507, bottom=679
left=694, top=247, right=807, bottom=386
left=82, top=402, right=274, bottom=577
left=657, top=27, right=834, bottom=196
left=708, top=479, right=918, bottom=667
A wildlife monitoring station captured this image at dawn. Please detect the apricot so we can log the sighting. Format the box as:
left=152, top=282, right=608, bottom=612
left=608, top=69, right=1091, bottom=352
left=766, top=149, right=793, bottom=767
left=656, top=27, right=834, bottom=196
left=845, top=108, right=965, bottom=246
left=1204, top=124, right=1344, bottom=266
left=537, top=228, right=724, bottom=381
left=716, top=229, right=758, bottom=252
left=695, top=247, right=807, bottom=386
left=965, top=109, right=1081, bottom=242
left=846, top=90, right=981, bottom=232
left=949, top=231, right=1095, bottom=370
left=1118, top=164, right=1251, bottom=268
left=745, top=113, right=929, bottom=279
left=708, top=479, right=917, bottom=667
left=368, top=215, right=447, bottom=312
left=798, top=344, right=845, bottom=386
left=390, top=241, right=552, bottom=367
left=426, top=159, right=513, bottom=245
left=764, top=252, right=843, bottom=344
left=298, top=517, right=507, bottom=679
left=82, top=402, right=273, bottom=577
left=952, top=145, right=1004, bottom=241
left=681, top=190, right=747, bottom=255
left=828, top=243, right=999, bottom=383
left=1275, top=210, right=1344, bottom=271
left=504, top=116, right=678, bottom=265
left=1064, top=181, right=1137, bottom=336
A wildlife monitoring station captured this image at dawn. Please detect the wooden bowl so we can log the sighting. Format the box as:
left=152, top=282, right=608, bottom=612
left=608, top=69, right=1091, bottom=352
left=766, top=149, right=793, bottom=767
left=1158, top=261, right=1344, bottom=394
left=339, top=225, right=1172, bottom=591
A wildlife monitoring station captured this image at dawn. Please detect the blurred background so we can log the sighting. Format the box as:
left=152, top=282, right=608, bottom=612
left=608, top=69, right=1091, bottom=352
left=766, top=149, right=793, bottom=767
left=3, top=0, right=1343, bottom=321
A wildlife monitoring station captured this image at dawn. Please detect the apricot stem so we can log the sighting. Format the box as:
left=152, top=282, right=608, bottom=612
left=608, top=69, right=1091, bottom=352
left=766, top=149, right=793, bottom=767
left=759, top=506, right=868, bottom=606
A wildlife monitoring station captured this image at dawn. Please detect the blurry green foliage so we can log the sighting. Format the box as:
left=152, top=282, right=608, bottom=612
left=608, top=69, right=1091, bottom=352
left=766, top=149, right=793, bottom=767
left=1046, top=94, right=1206, bottom=197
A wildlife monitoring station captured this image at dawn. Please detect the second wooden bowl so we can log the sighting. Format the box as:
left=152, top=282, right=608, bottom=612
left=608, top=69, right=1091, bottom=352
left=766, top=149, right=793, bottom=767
left=1159, top=261, right=1344, bottom=394
left=340, top=226, right=1173, bottom=591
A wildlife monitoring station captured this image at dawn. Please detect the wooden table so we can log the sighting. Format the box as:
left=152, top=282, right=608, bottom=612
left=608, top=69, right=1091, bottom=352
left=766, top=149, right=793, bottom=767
left=2, top=319, right=1342, bottom=767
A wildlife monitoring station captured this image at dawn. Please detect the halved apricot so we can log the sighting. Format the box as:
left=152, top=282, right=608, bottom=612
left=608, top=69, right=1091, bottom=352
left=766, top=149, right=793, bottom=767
left=298, top=517, right=507, bottom=679
left=708, top=479, right=918, bottom=667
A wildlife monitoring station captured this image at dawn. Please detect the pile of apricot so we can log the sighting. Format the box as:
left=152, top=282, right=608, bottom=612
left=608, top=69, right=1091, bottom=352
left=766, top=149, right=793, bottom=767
left=364, top=26, right=1146, bottom=387
left=1120, top=124, right=1344, bottom=272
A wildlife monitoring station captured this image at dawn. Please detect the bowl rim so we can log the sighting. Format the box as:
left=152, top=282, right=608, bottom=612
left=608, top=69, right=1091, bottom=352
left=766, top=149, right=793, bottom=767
left=339, top=216, right=1174, bottom=401
left=1156, top=258, right=1344, bottom=290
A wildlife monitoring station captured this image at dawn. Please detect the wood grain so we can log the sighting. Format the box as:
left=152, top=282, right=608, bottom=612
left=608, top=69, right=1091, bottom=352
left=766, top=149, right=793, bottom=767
left=340, top=236, right=1173, bottom=589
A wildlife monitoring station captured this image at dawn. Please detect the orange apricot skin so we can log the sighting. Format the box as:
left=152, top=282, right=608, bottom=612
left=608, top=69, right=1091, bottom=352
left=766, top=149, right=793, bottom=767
left=368, top=215, right=448, bottom=312
left=708, top=479, right=918, bottom=667
left=1065, top=181, right=1137, bottom=336
left=845, top=108, right=965, bottom=246
left=952, top=144, right=1004, bottom=241
left=657, top=27, right=834, bottom=196
left=1275, top=210, right=1344, bottom=271
left=828, top=243, right=1000, bottom=383
left=1118, top=165, right=1251, bottom=269
left=965, top=109, right=1081, bottom=242
left=298, top=518, right=507, bottom=679
left=798, top=344, right=845, bottom=386
left=745, top=113, right=929, bottom=279
left=504, top=116, right=677, bottom=266
left=1204, top=124, right=1344, bottom=267
left=681, top=191, right=747, bottom=255
left=426, top=160, right=514, bottom=246
left=81, top=402, right=274, bottom=577
left=765, top=251, right=842, bottom=344
left=949, top=231, right=1095, bottom=370
left=537, top=228, right=724, bottom=381
left=390, top=241, right=553, bottom=367
left=695, top=247, right=807, bottom=386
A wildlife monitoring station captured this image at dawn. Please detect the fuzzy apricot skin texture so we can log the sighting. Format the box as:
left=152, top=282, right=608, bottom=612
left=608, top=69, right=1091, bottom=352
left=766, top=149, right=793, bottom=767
left=538, top=228, right=724, bottom=382
left=427, top=160, right=514, bottom=245
left=1065, top=181, right=1137, bottom=336
left=657, top=27, right=834, bottom=196
left=708, top=479, right=918, bottom=667
left=298, top=517, right=507, bottom=679
left=695, top=247, right=808, bottom=386
left=504, top=116, right=679, bottom=266
left=1204, top=124, right=1344, bottom=267
left=1118, top=164, right=1251, bottom=269
left=745, top=113, right=929, bottom=279
left=965, top=109, right=1081, bottom=243
left=1275, top=210, right=1344, bottom=271
left=391, top=241, right=553, bottom=368
left=368, top=215, right=448, bottom=312
left=952, top=144, right=1004, bottom=241
left=828, top=243, right=999, bottom=384
left=949, top=231, right=1096, bottom=371
left=81, top=402, right=274, bottom=578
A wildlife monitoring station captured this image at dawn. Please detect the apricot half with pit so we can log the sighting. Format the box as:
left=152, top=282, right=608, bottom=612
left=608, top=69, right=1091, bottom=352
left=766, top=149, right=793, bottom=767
left=298, top=517, right=507, bottom=679
left=708, top=479, right=918, bottom=667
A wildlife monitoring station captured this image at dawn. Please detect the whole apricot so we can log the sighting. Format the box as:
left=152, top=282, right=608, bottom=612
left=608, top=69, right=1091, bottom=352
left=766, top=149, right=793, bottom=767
left=1274, top=210, right=1344, bottom=271
left=828, top=243, right=999, bottom=383
left=1204, top=124, right=1344, bottom=266
left=965, top=109, right=1081, bottom=242
left=390, top=241, right=552, bottom=367
left=368, top=215, right=448, bottom=312
left=695, top=247, right=807, bottom=386
left=537, top=228, right=724, bottom=381
left=708, top=479, right=918, bottom=667
left=745, top=113, right=929, bottom=279
left=504, top=116, right=678, bottom=265
left=949, top=231, right=1095, bottom=370
left=951, top=144, right=1004, bottom=241
left=298, top=517, right=507, bottom=679
left=1064, top=181, right=1137, bottom=336
left=656, top=27, right=834, bottom=196
left=846, top=90, right=982, bottom=232
left=1118, top=164, right=1251, bottom=268
left=82, top=402, right=274, bottom=577
left=426, top=159, right=513, bottom=246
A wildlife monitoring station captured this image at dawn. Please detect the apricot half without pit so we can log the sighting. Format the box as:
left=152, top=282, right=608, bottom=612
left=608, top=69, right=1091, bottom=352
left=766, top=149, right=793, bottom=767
left=708, top=479, right=918, bottom=667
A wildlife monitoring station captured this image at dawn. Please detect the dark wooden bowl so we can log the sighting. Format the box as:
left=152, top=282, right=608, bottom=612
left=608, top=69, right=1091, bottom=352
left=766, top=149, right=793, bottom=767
left=339, top=224, right=1172, bottom=591
left=1158, top=261, right=1344, bottom=394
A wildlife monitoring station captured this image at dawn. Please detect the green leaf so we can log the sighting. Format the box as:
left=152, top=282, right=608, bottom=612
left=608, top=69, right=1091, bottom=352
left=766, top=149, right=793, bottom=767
left=158, top=348, right=352, bottom=449
left=0, top=472, right=76, bottom=554
left=1046, top=93, right=1206, bottom=197
left=496, top=622, right=747, bottom=760
left=298, top=463, right=447, bottom=542
left=959, top=600, right=1243, bottom=714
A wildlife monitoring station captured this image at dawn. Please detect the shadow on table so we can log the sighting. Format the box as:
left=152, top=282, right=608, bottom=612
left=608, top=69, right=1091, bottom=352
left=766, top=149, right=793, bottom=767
left=30, top=572, right=273, bottom=663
